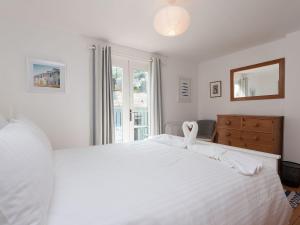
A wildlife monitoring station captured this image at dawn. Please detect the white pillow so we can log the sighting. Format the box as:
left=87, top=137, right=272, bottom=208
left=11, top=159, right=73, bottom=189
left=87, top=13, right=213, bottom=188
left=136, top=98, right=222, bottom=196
left=0, top=114, right=8, bottom=129
left=11, top=116, right=52, bottom=151
left=0, top=121, right=54, bottom=225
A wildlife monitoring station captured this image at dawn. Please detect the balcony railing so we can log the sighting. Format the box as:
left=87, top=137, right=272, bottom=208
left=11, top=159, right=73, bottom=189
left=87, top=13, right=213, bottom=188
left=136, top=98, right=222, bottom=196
left=133, top=110, right=149, bottom=141
left=114, top=107, right=149, bottom=143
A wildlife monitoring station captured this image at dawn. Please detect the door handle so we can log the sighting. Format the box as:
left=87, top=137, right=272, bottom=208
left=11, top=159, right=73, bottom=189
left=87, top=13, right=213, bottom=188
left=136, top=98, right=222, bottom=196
left=129, top=109, right=132, bottom=122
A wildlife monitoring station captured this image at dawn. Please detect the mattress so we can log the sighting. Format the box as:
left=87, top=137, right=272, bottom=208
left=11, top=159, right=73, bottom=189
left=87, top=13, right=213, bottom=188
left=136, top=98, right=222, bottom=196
left=48, top=140, right=292, bottom=225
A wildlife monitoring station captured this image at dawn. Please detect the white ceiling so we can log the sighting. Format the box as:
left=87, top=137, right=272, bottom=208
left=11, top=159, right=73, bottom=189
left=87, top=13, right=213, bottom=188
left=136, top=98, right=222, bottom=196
left=1, top=0, right=300, bottom=61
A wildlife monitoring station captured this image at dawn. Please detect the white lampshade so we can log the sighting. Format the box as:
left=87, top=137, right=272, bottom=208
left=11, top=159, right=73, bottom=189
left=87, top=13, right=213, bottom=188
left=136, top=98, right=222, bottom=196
left=154, top=6, right=191, bottom=37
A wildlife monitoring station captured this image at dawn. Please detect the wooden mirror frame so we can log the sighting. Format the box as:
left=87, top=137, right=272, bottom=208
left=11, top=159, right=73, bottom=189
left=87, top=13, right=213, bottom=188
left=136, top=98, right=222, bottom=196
left=230, top=58, right=285, bottom=101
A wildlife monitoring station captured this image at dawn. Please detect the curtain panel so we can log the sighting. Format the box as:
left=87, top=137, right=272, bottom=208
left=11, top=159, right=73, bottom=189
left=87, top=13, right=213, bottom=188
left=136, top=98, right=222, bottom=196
left=150, top=57, right=163, bottom=135
left=92, top=45, right=114, bottom=145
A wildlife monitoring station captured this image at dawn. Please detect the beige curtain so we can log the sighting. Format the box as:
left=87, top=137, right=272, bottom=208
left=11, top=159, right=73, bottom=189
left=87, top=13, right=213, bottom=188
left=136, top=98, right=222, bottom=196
left=92, top=45, right=114, bottom=145
left=150, top=57, right=163, bottom=135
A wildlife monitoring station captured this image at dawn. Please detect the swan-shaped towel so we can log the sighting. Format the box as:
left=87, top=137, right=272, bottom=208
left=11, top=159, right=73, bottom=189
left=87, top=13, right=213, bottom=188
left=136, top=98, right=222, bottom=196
left=182, top=121, right=198, bottom=146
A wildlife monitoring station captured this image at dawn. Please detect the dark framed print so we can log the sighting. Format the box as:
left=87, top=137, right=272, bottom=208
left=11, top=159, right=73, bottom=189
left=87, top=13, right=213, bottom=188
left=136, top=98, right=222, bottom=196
left=210, top=81, right=222, bottom=98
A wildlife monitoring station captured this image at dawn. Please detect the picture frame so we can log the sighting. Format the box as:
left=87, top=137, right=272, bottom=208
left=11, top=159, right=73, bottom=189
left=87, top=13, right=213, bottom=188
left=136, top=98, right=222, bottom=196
left=210, top=81, right=222, bottom=98
left=178, top=77, right=191, bottom=103
left=27, top=58, right=66, bottom=93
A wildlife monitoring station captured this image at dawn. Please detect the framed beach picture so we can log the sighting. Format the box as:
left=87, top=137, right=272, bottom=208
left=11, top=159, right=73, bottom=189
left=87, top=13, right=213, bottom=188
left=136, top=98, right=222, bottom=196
left=27, top=58, right=66, bottom=93
left=178, top=78, right=191, bottom=103
left=210, top=81, right=222, bottom=98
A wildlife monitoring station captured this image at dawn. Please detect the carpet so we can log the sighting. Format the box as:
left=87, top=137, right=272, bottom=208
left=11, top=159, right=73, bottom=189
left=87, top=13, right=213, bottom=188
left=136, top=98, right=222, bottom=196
left=286, top=191, right=300, bottom=208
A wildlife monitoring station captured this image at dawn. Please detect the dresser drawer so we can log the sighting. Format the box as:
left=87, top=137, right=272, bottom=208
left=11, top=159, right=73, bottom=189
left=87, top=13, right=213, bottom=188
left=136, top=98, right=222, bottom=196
left=218, top=138, right=245, bottom=148
left=218, top=128, right=241, bottom=140
left=242, top=118, right=273, bottom=133
left=241, top=131, right=273, bottom=145
left=218, top=116, right=241, bottom=129
left=216, top=114, right=283, bottom=155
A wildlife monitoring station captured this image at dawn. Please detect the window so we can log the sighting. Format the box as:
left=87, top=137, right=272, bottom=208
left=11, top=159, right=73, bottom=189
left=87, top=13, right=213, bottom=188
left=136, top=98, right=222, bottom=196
left=112, top=57, right=150, bottom=143
left=112, top=66, right=124, bottom=143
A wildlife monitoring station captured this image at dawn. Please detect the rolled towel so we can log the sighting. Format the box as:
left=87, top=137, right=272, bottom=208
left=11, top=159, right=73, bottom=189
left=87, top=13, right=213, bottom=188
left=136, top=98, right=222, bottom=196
left=182, top=121, right=198, bottom=146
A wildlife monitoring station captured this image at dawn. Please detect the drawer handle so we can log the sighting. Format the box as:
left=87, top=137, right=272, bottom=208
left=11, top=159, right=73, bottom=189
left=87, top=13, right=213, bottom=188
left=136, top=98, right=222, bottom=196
left=226, top=133, right=231, bottom=137
left=225, top=120, right=231, bottom=125
left=253, top=136, right=259, bottom=141
left=255, top=123, right=260, bottom=127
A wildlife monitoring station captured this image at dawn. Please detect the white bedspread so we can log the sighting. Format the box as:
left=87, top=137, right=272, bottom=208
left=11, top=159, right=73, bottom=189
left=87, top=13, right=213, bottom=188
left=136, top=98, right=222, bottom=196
left=48, top=140, right=291, bottom=225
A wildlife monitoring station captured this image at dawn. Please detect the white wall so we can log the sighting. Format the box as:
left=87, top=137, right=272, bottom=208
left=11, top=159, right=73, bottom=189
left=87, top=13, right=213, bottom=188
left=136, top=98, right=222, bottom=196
left=162, top=58, right=198, bottom=125
left=0, top=26, right=93, bottom=149
left=0, top=25, right=198, bottom=149
left=197, top=31, right=300, bottom=163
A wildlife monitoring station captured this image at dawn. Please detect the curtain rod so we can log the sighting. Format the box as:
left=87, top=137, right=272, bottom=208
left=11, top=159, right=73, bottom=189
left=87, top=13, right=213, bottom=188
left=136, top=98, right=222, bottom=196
left=89, top=45, right=96, bottom=50
left=112, top=53, right=153, bottom=62
left=88, top=45, right=157, bottom=63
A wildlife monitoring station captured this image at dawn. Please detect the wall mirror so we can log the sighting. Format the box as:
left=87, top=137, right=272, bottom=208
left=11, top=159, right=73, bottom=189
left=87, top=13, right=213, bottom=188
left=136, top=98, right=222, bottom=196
left=230, top=58, right=285, bottom=101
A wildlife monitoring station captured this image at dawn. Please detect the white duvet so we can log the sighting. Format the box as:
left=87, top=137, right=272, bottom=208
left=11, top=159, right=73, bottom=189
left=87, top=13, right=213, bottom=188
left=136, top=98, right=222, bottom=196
left=48, top=139, right=291, bottom=225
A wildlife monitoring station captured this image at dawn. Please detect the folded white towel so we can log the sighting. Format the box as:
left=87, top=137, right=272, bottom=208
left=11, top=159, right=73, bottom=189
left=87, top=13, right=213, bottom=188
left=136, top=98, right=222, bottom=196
left=189, top=143, right=263, bottom=176
left=221, top=151, right=263, bottom=176
left=182, top=121, right=198, bottom=146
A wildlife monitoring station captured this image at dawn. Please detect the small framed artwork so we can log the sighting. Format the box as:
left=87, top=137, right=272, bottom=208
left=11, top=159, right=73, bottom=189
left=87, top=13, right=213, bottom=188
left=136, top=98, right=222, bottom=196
left=178, top=77, right=191, bottom=103
left=27, top=58, right=66, bottom=93
left=210, top=81, right=222, bottom=98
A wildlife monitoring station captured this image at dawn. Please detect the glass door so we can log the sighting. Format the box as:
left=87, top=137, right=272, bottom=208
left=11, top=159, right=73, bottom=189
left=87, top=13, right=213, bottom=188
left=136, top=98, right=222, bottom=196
left=130, top=61, right=150, bottom=141
left=112, top=57, right=129, bottom=143
left=112, top=57, right=150, bottom=143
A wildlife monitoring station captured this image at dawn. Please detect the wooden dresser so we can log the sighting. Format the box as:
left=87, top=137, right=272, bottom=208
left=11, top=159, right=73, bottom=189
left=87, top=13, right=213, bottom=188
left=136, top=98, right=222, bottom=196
left=216, top=115, right=283, bottom=155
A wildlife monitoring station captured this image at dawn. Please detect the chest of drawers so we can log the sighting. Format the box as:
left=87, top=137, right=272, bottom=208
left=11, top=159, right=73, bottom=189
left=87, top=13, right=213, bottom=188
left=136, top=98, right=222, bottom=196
left=216, top=115, right=283, bottom=155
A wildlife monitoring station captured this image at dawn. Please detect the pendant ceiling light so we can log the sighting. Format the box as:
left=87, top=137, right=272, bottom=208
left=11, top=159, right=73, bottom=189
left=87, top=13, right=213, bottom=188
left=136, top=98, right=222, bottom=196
left=154, top=3, right=190, bottom=37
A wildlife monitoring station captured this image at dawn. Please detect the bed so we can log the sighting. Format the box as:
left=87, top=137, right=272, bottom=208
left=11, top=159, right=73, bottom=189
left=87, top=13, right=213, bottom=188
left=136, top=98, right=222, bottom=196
left=0, top=119, right=292, bottom=225
left=48, top=137, right=291, bottom=225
